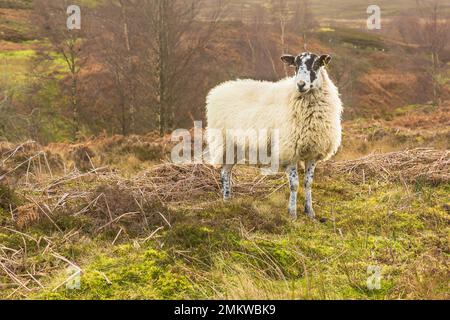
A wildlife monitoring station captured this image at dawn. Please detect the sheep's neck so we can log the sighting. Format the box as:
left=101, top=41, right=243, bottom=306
left=289, top=72, right=333, bottom=160
left=290, top=70, right=332, bottom=114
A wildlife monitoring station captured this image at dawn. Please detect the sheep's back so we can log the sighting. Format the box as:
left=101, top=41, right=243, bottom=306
left=206, top=79, right=289, bottom=131
left=205, top=79, right=292, bottom=166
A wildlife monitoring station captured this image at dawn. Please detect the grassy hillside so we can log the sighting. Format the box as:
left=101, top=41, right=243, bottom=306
left=0, top=153, right=448, bottom=300
left=212, top=0, right=441, bottom=22
left=0, top=1, right=449, bottom=300
left=0, top=109, right=449, bottom=300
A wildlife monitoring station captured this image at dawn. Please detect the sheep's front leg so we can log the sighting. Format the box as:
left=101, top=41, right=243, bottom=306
left=304, top=160, right=317, bottom=218
left=286, top=165, right=299, bottom=220
left=221, top=165, right=233, bottom=201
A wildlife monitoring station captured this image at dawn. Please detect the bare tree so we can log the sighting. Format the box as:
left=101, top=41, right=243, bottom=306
left=397, top=0, right=450, bottom=105
left=137, top=0, right=223, bottom=135
left=245, top=3, right=279, bottom=79
left=34, top=0, right=87, bottom=139
left=290, top=0, right=316, bottom=50
left=417, top=0, right=450, bottom=105
left=92, top=0, right=139, bottom=135
left=270, top=0, right=289, bottom=76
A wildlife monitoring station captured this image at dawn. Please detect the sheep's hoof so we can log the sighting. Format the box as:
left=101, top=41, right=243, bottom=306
left=305, top=206, right=315, bottom=219
left=223, top=193, right=231, bottom=202
left=288, top=208, right=298, bottom=221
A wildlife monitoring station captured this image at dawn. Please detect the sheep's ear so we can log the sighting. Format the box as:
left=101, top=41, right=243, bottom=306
left=317, top=54, right=332, bottom=67
left=281, top=54, right=296, bottom=67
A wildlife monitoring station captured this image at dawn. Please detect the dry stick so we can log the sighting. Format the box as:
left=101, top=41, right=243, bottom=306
left=141, top=181, right=163, bottom=204
left=26, top=271, right=44, bottom=289
left=264, top=181, right=287, bottom=199
left=0, top=245, right=21, bottom=255
left=42, top=152, right=54, bottom=179
left=27, top=197, right=62, bottom=233
left=47, top=166, right=108, bottom=190
left=62, top=229, right=80, bottom=243
left=11, top=247, right=24, bottom=261
left=21, top=235, right=27, bottom=262
left=102, top=193, right=113, bottom=222
left=37, top=153, right=43, bottom=176
left=97, top=212, right=139, bottom=231
left=0, top=152, right=42, bottom=181
left=140, top=226, right=164, bottom=244
left=96, top=271, right=112, bottom=285
left=0, top=253, right=20, bottom=266
left=134, top=194, right=149, bottom=228
left=204, top=164, right=220, bottom=190
left=112, top=228, right=123, bottom=246
left=0, top=261, right=31, bottom=292
left=6, top=281, right=30, bottom=299
left=157, top=211, right=171, bottom=228
left=1, top=141, right=31, bottom=164
left=26, top=156, right=32, bottom=185
left=1, top=227, right=38, bottom=243
left=9, top=204, right=14, bottom=222
left=74, top=194, right=102, bottom=216
left=53, top=193, right=69, bottom=212
left=85, top=151, right=96, bottom=173
left=42, top=241, right=52, bottom=256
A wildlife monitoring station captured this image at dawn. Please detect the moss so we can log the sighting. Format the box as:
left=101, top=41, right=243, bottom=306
left=165, top=221, right=241, bottom=268
left=34, top=245, right=193, bottom=300
left=236, top=238, right=303, bottom=279
left=0, top=232, right=23, bottom=248
left=3, top=174, right=449, bottom=300
left=0, top=183, right=17, bottom=211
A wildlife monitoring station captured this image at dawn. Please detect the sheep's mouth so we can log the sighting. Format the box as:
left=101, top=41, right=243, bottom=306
left=298, top=88, right=312, bottom=95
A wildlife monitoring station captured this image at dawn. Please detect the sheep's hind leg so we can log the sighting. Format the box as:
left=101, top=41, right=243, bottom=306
left=304, top=160, right=317, bottom=219
left=286, top=165, right=299, bottom=220
left=221, top=165, right=233, bottom=201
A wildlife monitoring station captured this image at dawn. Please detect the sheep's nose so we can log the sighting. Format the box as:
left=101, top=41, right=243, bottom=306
left=297, top=81, right=306, bottom=91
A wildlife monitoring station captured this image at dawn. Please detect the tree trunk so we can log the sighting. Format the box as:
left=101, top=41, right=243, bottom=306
left=71, top=73, right=79, bottom=140
left=120, top=0, right=135, bottom=134
left=156, top=0, right=169, bottom=136
left=431, top=51, right=440, bottom=106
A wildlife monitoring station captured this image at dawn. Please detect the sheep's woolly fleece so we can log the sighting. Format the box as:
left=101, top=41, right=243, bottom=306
left=206, top=68, right=343, bottom=168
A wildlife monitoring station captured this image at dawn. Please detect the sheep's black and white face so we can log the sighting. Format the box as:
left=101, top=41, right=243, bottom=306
left=281, top=52, right=332, bottom=94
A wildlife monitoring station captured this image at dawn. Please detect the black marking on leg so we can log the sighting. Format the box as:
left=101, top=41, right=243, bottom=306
left=221, top=168, right=232, bottom=200
left=289, top=167, right=299, bottom=192
left=304, top=161, right=316, bottom=218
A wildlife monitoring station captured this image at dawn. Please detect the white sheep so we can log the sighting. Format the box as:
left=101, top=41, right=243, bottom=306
left=206, top=52, right=343, bottom=219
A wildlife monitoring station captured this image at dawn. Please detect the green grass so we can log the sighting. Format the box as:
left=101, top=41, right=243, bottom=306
left=0, top=49, right=34, bottom=58
left=394, top=104, right=438, bottom=116
left=318, top=27, right=386, bottom=51
left=0, top=49, right=35, bottom=77
left=2, top=176, right=448, bottom=300
left=0, top=0, right=32, bottom=9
